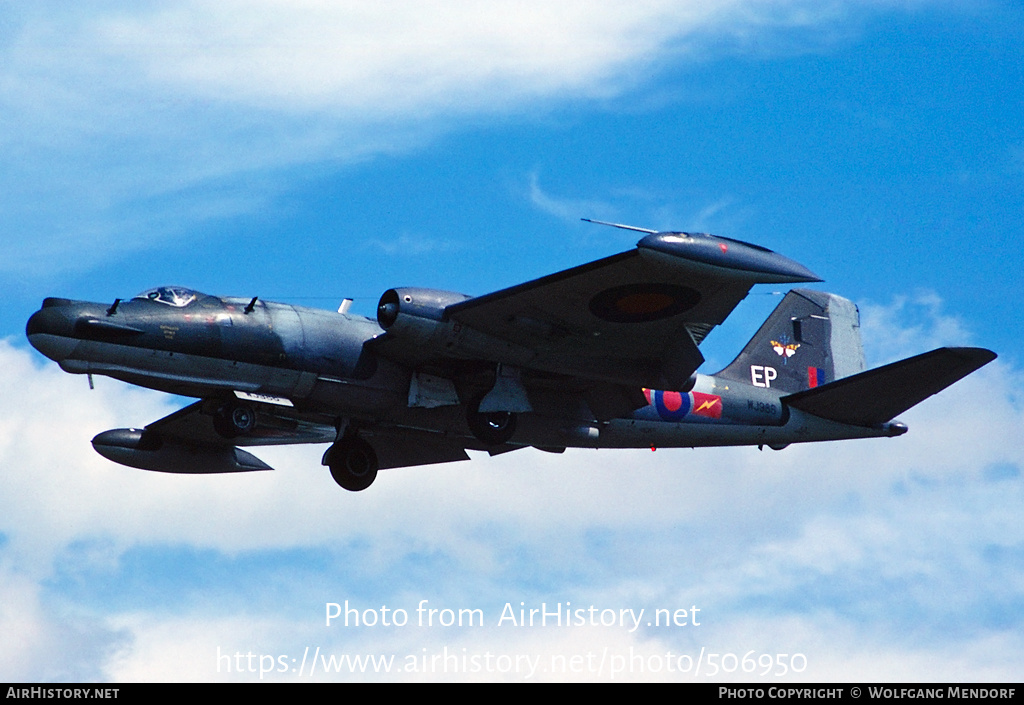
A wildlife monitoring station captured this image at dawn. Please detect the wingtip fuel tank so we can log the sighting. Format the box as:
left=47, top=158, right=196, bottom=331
left=92, top=428, right=273, bottom=474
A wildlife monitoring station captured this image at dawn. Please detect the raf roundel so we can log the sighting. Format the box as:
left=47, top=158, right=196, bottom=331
left=588, top=283, right=701, bottom=323
left=643, top=388, right=692, bottom=421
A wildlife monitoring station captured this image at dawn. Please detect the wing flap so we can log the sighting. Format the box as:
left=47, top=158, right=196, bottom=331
left=359, top=427, right=471, bottom=469
left=783, top=347, right=996, bottom=426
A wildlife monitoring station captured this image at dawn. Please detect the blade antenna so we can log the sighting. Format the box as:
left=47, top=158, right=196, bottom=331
left=581, top=218, right=658, bottom=234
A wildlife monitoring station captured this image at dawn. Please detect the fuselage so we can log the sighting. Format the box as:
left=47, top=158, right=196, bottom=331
left=26, top=288, right=409, bottom=414
left=26, top=287, right=903, bottom=452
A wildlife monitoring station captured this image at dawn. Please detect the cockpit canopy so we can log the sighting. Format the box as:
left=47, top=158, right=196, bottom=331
left=134, top=286, right=200, bottom=308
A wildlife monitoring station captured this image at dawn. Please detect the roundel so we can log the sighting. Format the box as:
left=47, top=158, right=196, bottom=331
left=653, top=390, right=691, bottom=420
left=588, top=284, right=700, bottom=323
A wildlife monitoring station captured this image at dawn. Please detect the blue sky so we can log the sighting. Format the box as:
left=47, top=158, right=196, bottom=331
left=1, top=1, right=1022, bottom=682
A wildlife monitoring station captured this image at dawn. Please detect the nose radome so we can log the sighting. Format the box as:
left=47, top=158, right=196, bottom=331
left=26, top=304, right=79, bottom=362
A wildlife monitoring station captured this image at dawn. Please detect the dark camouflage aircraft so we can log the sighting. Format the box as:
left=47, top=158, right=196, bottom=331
left=27, top=223, right=995, bottom=491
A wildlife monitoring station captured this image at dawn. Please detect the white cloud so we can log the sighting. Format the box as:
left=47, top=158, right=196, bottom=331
left=0, top=1, right=935, bottom=274
left=527, top=173, right=618, bottom=224
left=858, top=290, right=981, bottom=365
left=97, top=1, right=685, bottom=114
left=86, top=0, right=899, bottom=117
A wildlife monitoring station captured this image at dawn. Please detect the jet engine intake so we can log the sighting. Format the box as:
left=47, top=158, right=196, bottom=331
left=377, top=288, right=470, bottom=331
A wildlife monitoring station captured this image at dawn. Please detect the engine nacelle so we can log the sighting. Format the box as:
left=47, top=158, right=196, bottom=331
left=375, top=287, right=540, bottom=370
left=376, top=287, right=471, bottom=345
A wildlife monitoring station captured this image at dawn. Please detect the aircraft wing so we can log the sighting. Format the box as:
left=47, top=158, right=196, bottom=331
left=142, top=402, right=472, bottom=470
left=442, top=232, right=820, bottom=390
left=146, top=401, right=337, bottom=447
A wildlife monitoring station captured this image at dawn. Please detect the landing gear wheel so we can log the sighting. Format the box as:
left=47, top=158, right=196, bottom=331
left=324, top=437, right=379, bottom=491
left=466, top=394, right=517, bottom=446
left=213, top=402, right=257, bottom=438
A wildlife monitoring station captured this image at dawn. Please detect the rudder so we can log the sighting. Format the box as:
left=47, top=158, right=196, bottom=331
left=716, top=289, right=865, bottom=393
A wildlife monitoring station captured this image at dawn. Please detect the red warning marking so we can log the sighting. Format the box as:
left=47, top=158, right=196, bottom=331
left=691, top=392, right=722, bottom=419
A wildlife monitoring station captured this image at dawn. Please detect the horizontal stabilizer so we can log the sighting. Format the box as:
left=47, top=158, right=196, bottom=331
left=783, top=347, right=996, bottom=426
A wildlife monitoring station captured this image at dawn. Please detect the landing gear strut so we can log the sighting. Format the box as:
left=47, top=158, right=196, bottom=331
left=323, top=436, right=379, bottom=491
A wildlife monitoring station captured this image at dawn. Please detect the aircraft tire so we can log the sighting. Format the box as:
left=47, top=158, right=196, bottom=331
left=325, top=437, right=378, bottom=492
left=466, top=394, right=517, bottom=446
left=213, top=402, right=257, bottom=439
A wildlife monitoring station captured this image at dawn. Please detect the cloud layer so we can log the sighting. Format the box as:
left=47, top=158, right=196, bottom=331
left=0, top=0, right=915, bottom=274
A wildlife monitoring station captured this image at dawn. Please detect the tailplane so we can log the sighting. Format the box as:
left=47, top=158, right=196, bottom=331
left=783, top=347, right=996, bottom=426
left=716, top=289, right=865, bottom=393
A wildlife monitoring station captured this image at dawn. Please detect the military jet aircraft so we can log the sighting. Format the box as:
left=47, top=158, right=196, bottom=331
left=26, top=224, right=995, bottom=491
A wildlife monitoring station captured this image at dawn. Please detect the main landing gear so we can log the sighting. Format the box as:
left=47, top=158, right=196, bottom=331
left=211, top=401, right=380, bottom=492
left=465, top=393, right=517, bottom=446
left=213, top=401, right=257, bottom=438
left=323, top=435, right=379, bottom=492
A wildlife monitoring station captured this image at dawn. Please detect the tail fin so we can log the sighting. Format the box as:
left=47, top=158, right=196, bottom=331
left=716, top=289, right=865, bottom=393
